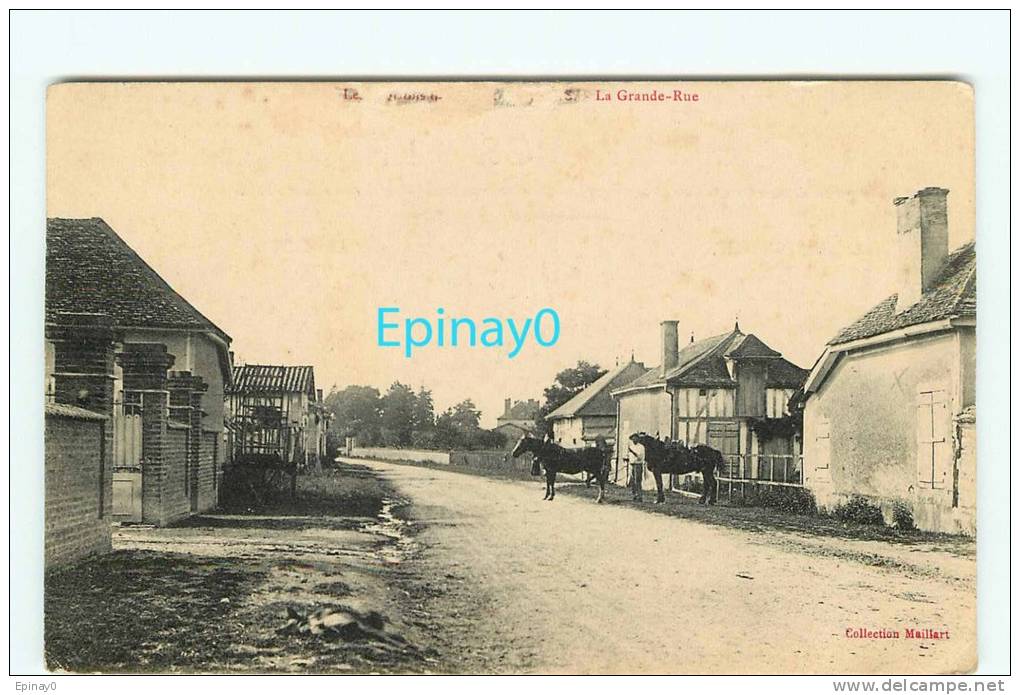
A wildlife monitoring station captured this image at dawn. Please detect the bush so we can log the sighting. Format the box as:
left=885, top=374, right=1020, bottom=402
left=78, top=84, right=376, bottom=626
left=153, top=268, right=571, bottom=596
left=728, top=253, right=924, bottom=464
left=832, top=495, right=885, bottom=526
left=734, top=484, right=817, bottom=515
left=891, top=500, right=915, bottom=531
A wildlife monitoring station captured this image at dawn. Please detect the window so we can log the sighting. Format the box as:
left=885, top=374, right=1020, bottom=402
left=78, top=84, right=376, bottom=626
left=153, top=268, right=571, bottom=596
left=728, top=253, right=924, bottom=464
left=812, top=418, right=831, bottom=482
left=917, top=388, right=951, bottom=489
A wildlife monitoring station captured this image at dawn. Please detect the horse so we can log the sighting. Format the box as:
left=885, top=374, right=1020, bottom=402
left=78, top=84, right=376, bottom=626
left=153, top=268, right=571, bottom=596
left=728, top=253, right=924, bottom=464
left=511, top=433, right=612, bottom=503
left=628, top=432, right=723, bottom=505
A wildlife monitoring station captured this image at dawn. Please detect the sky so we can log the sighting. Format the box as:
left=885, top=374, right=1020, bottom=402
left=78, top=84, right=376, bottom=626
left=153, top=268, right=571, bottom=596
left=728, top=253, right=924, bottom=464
left=47, top=81, right=974, bottom=427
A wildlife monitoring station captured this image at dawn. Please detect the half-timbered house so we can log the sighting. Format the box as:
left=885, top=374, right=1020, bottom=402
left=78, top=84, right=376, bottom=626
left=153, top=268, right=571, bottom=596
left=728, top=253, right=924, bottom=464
left=611, top=320, right=808, bottom=487
left=226, top=364, right=329, bottom=470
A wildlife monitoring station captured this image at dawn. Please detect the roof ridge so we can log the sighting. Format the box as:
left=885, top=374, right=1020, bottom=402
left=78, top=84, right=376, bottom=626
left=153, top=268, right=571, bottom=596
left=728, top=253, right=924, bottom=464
left=53, top=217, right=231, bottom=343
left=547, top=365, right=617, bottom=417
left=667, top=329, right=738, bottom=381
left=950, top=260, right=977, bottom=315
left=547, top=361, right=639, bottom=418
left=828, top=241, right=975, bottom=345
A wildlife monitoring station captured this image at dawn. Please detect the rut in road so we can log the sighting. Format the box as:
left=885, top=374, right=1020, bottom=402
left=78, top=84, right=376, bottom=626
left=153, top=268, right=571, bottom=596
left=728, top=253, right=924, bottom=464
left=362, top=459, right=976, bottom=675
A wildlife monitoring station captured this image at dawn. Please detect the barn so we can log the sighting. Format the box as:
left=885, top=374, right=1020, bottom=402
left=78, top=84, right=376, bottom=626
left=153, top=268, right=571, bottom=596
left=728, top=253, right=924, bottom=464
left=546, top=360, right=648, bottom=448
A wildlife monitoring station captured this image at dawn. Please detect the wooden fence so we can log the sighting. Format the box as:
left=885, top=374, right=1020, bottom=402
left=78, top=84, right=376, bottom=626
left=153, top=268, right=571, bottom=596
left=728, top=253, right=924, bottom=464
left=713, top=453, right=804, bottom=502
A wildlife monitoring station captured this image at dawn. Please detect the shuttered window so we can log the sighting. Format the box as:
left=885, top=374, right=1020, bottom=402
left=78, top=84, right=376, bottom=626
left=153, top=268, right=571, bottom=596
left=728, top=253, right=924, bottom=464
left=917, top=388, right=951, bottom=489
left=813, top=418, right=831, bottom=470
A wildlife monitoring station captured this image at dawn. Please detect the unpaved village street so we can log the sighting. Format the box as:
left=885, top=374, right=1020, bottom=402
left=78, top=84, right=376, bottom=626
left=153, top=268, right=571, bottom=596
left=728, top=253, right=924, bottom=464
left=361, top=459, right=976, bottom=675
left=46, top=460, right=976, bottom=675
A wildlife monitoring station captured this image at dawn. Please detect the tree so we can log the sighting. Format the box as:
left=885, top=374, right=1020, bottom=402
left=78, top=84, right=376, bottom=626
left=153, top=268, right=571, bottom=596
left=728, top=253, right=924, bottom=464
left=432, top=399, right=497, bottom=450
left=380, top=382, right=417, bottom=446
left=325, top=385, right=382, bottom=446
left=411, top=386, right=435, bottom=431
left=536, top=360, right=607, bottom=436
left=448, top=399, right=481, bottom=429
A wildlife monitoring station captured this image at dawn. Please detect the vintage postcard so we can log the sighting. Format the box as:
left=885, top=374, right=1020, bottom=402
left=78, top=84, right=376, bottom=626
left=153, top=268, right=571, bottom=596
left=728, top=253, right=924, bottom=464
left=44, top=81, right=976, bottom=674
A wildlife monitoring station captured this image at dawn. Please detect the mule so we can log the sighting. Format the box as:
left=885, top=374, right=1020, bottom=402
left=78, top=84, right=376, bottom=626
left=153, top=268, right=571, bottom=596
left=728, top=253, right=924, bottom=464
left=629, top=432, right=723, bottom=505
left=511, top=434, right=612, bottom=503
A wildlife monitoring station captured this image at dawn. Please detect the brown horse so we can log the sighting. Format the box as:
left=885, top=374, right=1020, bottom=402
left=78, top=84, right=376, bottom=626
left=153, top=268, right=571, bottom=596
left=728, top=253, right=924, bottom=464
left=629, top=432, right=723, bottom=505
left=511, top=434, right=612, bottom=503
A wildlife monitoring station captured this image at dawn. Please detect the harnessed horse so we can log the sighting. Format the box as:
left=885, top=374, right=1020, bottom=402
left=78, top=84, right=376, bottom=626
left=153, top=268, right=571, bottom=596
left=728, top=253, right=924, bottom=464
left=629, top=432, right=723, bottom=505
left=511, top=434, right=612, bottom=503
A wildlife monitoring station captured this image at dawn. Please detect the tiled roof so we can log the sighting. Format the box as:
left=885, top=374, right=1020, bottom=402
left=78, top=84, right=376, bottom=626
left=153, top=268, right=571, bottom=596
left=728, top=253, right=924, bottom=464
left=44, top=402, right=107, bottom=421
left=614, top=329, right=809, bottom=392
left=547, top=361, right=648, bottom=420
left=766, top=358, right=811, bottom=389
left=229, top=365, right=316, bottom=395
left=725, top=334, right=781, bottom=359
left=46, top=218, right=230, bottom=342
left=494, top=421, right=535, bottom=434
left=829, top=242, right=976, bottom=345
left=503, top=400, right=540, bottom=420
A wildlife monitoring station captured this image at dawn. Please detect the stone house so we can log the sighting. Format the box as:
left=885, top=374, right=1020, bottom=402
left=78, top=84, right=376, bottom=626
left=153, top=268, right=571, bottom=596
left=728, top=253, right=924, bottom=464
left=801, top=187, right=976, bottom=535
left=46, top=218, right=232, bottom=531
left=494, top=397, right=540, bottom=446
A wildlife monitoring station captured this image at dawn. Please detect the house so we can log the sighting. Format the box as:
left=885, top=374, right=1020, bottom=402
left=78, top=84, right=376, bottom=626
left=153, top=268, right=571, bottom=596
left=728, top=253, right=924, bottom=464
left=546, top=360, right=648, bottom=448
left=226, top=365, right=329, bottom=469
left=494, top=397, right=541, bottom=445
left=610, top=320, right=809, bottom=486
left=46, top=217, right=233, bottom=535
left=802, top=187, right=975, bottom=535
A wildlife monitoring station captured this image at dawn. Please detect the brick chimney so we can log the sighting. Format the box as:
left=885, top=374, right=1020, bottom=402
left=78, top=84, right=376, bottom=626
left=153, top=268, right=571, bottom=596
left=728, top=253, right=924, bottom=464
left=660, top=320, right=679, bottom=377
left=894, top=187, right=949, bottom=312
left=504, top=398, right=512, bottom=416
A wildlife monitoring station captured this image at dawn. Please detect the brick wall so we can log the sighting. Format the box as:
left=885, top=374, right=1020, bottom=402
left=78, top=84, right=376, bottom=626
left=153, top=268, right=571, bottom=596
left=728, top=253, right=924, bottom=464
left=158, top=426, right=191, bottom=525
left=197, top=431, right=218, bottom=512
left=45, top=411, right=112, bottom=567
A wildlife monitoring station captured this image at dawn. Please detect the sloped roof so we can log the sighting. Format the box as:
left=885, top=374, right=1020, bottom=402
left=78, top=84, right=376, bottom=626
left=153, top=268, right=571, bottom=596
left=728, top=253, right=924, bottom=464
left=725, top=333, right=781, bottom=359
left=766, top=358, right=811, bottom=388
left=46, top=218, right=231, bottom=343
left=44, top=402, right=107, bottom=421
left=547, top=361, right=648, bottom=420
left=501, top=399, right=540, bottom=421
left=829, top=242, right=976, bottom=345
left=494, top=421, right=535, bottom=434
left=229, top=365, right=316, bottom=395
left=613, top=328, right=808, bottom=393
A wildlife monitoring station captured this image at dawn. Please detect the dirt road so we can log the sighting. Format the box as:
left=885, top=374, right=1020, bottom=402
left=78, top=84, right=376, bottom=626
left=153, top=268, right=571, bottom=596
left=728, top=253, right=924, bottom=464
left=358, top=458, right=976, bottom=675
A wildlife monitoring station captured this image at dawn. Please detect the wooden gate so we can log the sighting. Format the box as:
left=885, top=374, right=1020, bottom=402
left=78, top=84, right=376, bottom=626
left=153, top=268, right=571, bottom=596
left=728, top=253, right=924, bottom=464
left=112, top=401, right=143, bottom=522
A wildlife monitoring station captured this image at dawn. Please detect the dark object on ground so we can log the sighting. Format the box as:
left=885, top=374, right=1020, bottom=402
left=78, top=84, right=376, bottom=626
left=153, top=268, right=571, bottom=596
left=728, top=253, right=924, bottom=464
left=279, top=605, right=410, bottom=649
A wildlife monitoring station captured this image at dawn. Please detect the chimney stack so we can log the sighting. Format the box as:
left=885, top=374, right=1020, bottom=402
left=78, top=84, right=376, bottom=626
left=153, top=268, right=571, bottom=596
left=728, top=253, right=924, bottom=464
left=504, top=397, right=512, bottom=416
left=660, top=320, right=679, bottom=377
left=894, top=187, right=949, bottom=312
